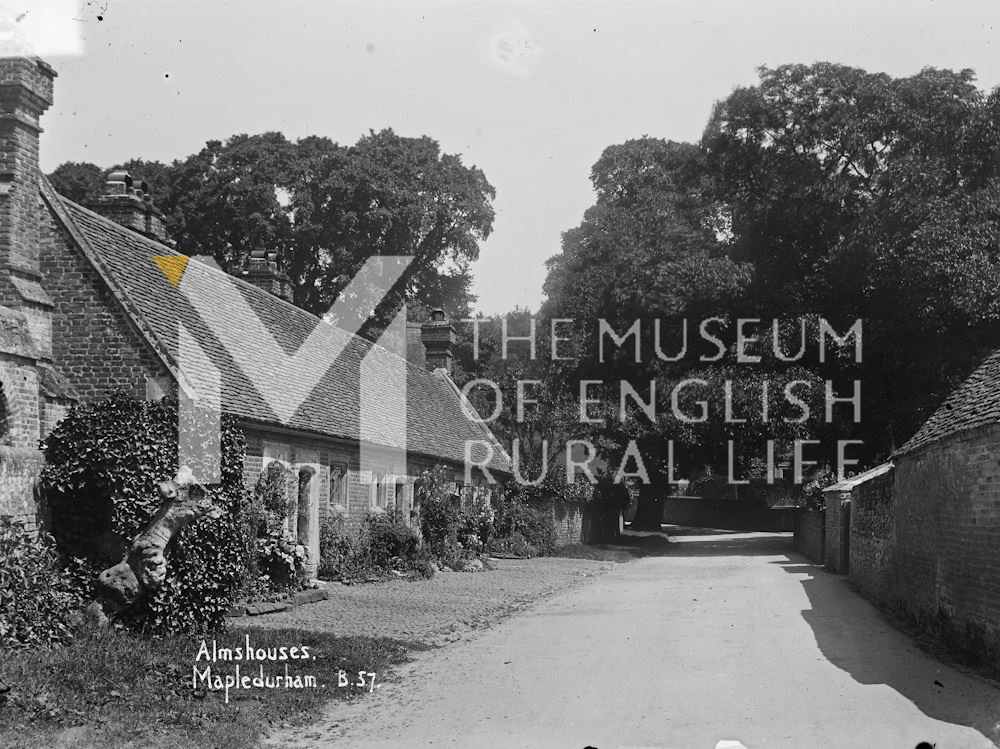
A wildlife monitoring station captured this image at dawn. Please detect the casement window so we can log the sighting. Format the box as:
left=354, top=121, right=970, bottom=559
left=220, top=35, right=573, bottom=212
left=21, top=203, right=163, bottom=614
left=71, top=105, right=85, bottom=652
left=329, top=464, right=348, bottom=510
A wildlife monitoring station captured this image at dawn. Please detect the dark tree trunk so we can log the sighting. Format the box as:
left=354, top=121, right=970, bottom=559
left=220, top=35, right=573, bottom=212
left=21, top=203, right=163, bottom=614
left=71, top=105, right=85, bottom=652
left=630, top=481, right=665, bottom=531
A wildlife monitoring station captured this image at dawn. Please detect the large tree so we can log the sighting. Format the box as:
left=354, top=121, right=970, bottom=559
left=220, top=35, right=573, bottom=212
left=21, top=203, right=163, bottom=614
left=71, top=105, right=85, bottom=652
left=703, top=63, right=1000, bottom=451
left=48, top=129, right=495, bottom=336
left=541, top=64, right=1000, bottom=528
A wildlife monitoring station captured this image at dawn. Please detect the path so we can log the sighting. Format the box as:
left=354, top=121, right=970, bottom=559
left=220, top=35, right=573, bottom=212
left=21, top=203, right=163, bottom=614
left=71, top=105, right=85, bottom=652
left=269, top=531, right=1000, bottom=749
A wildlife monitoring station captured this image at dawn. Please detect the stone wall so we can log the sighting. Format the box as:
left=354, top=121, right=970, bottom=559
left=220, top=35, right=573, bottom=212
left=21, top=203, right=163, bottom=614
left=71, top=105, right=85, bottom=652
left=0, top=446, right=45, bottom=535
left=793, top=507, right=825, bottom=563
left=848, top=465, right=895, bottom=603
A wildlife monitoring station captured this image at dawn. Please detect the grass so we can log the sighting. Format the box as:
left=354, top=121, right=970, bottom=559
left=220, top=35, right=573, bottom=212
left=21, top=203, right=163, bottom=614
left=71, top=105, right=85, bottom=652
left=0, top=626, right=421, bottom=749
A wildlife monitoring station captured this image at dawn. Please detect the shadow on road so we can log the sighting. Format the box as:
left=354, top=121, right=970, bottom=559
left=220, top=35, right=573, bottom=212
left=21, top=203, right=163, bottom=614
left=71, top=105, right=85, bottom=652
left=644, top=527, right=796, bottom=557
left=775, top=558, right=1000, bottom=747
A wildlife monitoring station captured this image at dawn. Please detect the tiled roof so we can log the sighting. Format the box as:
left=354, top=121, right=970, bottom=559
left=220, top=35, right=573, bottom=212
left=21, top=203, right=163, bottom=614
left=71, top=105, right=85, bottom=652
left=896, top=349, right=1000, bottom=456
left=43, top=185, right=511, bottom=474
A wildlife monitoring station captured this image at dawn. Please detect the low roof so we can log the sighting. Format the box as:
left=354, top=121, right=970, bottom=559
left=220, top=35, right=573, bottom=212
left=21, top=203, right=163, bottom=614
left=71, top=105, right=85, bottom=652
left=896, top=349, right=1000, bottom=456
left=822, top=462, right=894, bottom=492
left=42, top=179, right=511, bottom=475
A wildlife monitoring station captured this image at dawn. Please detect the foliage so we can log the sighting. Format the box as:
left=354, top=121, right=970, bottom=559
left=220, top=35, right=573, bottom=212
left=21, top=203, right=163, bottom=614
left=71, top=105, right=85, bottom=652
left=0, top=516, right=87, bottom=648
left=249, top=462, right=309, bottom=593
left=365, top=508, right=421, bottom=570
left=318, top=513, right=353, bottom=580
left=702, top=63, right=1000, bottom=452
left=318, top=509, right=424, bottom=580
left=39, top=393, right=253, bottom=633
left=48, top=129, right=496, bottom=335
left=491, top=488, right=557, bottom=556
left=415, top=465, right=462, bottom=561
left=255, top=461, right=290, bottom=532
left=45, top=161, right=103, bottom=204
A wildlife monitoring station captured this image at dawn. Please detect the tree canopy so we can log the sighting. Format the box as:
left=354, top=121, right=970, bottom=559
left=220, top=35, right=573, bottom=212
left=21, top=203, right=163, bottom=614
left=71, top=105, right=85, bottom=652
left=48, top=129, right=495, bottom=335
left=538, top=63, right=1000, bottom=525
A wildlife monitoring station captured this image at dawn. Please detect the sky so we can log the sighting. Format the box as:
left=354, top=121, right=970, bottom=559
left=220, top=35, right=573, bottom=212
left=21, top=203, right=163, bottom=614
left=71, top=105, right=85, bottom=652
left=22, top=0, right=1000, bottom=314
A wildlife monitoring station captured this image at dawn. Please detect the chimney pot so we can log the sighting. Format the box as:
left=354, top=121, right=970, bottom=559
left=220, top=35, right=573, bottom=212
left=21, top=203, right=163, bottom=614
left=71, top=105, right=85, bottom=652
left=87, top=169, right=169, bottom=243
left=421, top=313, right=456, bottom=374
left=243, top=248, right=294, bottom=303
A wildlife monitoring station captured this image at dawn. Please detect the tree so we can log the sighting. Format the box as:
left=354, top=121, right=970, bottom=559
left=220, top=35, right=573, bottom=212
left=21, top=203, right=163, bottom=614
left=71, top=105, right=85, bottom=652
left=703, top=63, right=1000, bottom=452
left=46, top=129, right=495, bottom=337
left=47, top=161, right=103, bottom=204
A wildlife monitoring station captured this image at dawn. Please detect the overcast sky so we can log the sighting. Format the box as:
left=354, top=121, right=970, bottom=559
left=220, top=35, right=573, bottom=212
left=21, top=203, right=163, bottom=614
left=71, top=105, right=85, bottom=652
left=28, top=0, right=1000, bottom=314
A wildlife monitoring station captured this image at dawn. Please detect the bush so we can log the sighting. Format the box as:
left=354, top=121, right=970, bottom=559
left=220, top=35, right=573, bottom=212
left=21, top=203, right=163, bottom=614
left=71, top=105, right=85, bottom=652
left=250, top=462, right=309, bottom=593
left=0, top=516, right=87, bottom=648
left=318, top=513, right=353, bottom=579
left=365, top=509, right=420, bottom=569
left=491, top=489, right=556, bottom=556
left=416, top=465, right=462, bottom=560
left=318, top=510, right=423, bottom=580
left=40, top=393, right=253, bottom=634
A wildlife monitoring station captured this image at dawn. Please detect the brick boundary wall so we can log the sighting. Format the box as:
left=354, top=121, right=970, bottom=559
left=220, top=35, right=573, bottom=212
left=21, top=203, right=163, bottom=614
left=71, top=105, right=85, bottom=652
left=848, top=466, right=895, bottom=603
left=875, top=426, right=1000, bottom=672
left=824, top=489, right=852, bottom=573
left=532, top=497, right=620, bottom=546
left=0, top=446, right=45, bottom=536
left=793, top=507, right=825, bottom=563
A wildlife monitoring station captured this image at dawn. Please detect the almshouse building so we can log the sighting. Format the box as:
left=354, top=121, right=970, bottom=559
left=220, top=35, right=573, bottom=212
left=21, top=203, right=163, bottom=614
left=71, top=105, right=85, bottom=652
left=0, top=55, right=511, bottom=572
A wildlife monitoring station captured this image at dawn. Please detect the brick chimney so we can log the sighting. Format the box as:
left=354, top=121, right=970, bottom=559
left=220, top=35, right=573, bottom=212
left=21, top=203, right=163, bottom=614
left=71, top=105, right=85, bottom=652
left=0, top=56, right=54, bottom=282
left=0, top=55, right=57, bottom=452
left=421, top=308, right=456, bottom=374
left=87, top=170, right=168, bottom=243
left=241, top=248, right=294, bottom=303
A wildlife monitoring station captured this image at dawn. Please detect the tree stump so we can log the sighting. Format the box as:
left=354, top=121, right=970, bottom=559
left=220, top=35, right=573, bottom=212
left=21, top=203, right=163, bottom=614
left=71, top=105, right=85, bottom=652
left=87, top=466, right=220, bottom=625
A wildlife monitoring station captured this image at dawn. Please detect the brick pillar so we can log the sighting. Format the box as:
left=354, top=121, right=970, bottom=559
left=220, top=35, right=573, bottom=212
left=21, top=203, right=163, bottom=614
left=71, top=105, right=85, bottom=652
left=0, top=56, right=55, bottom=533
left=0, top=56, right=54, bottom=279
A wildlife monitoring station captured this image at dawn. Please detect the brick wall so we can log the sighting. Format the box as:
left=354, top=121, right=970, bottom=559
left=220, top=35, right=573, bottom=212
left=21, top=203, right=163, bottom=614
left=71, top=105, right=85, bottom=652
left=793, top=507, right=825, bottom=563
left=0, top=357, right=39, bottom=446
left=881, top=426, right=1000, bottom=670
left=0, top=446, right=45, bottom=535
left=530, top=497, right=619, bottom=546
left=823, top=489, right=851, bottom=573
left=40, top=204, right=169, bottom=401
left=848, top=466, right=895, bottom=603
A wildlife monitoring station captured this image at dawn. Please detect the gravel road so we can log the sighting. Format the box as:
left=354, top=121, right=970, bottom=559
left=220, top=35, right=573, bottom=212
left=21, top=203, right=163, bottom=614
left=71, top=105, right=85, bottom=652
left=266, top=531, right=1000, bottom=749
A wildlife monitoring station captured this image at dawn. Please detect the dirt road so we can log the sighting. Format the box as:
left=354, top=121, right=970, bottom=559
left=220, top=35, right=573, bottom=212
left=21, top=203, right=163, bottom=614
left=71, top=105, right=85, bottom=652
left=270, top=531, right=1000, bottom=749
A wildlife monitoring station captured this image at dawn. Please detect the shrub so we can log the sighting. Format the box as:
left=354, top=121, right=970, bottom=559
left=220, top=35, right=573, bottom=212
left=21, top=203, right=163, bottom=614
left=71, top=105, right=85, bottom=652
left=416, top=465, right=462, bottom=560
left=0, top=516, right=87, bottom=648
left=318, top=510, right=423, bottom=580
left=318, top=513, right=353, bottom=580
left=40, top=393, right=253, bottom=634
left=365, top=509, right=420, bottom=569
left=491, top=489, right=556, bottom=556
left=251, top=462, right=308, bottom=593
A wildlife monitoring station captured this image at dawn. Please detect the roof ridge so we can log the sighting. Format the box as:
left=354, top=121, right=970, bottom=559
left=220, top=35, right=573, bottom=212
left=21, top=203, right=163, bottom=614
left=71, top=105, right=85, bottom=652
left=52, top=191, right=461, bottom=386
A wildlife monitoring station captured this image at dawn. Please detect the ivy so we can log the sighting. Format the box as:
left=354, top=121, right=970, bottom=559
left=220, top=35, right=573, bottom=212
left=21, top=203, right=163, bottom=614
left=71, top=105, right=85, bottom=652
left=40, top=392, right=253, bottom=634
